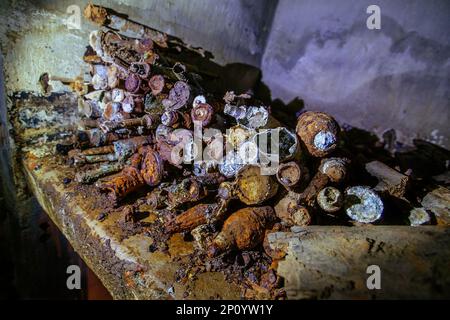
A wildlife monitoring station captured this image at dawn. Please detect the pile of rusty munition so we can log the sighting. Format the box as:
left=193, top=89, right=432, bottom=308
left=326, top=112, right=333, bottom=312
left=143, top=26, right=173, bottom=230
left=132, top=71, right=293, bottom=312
left=59, top=4, right=429, bottom=258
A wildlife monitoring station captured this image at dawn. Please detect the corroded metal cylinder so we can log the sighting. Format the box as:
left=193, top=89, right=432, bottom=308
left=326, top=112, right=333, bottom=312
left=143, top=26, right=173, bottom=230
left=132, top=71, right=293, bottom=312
left=140, top=149, right=164, bottom=186
left=276, top=161, right=302, bottom=188
left=317, top=186, right=343, bottom=213
left=235, top=165, right=279, bottom=205
left=274, top=193, right=311, bottom=226
left=208, top=206, right=276, bottom=257
left=344, top=186, right=383, bottom=223
left=296, top=111, right=340, bottom=157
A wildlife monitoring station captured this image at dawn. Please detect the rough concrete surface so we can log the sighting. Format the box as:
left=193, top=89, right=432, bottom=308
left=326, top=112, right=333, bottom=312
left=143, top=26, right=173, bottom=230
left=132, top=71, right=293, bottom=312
left=261, top=0, right=450, bottom=148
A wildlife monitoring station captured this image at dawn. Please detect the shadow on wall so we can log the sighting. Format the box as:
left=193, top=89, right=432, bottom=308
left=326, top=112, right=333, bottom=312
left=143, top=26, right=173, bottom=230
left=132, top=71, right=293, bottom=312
left=262, top=3, right=450, bottom=148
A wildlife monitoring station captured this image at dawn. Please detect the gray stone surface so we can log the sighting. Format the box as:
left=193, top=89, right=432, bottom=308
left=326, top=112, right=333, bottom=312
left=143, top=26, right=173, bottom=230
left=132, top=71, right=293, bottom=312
left=261, top=0, right=450, bottom=148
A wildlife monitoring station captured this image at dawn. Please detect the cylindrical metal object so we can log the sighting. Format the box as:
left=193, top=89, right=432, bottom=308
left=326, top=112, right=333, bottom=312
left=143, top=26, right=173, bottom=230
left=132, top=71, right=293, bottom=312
left=317, top=186, right=343, bottom=213
left=235, top=165, right=279, bottom=205
left=296, top=111, right=340, bottom=157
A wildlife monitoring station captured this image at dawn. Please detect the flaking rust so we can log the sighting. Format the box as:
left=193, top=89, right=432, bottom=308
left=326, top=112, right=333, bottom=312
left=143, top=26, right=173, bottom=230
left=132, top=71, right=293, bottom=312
left=235, top=165, right=279, bottom=205
left=166, top=203, right=218, bottom=234
left=208, top=206, right=276, bottom=257
left=33, top=3, right=447, bottom=300
left=296, top=111, right=340, bottom=157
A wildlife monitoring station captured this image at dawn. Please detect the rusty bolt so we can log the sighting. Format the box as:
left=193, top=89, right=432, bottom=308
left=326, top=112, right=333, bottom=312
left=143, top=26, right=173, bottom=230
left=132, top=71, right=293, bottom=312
left=97, top=166, right=145, bottom=203
left=121, top=95, right=135, bottom=113
left=192, top=95, right=206, bottom=108
left=163, top=81, right=190, bottom=110
left=276, top=161, right=302, bottom=188
left=112, top=88, right=125, bottom=102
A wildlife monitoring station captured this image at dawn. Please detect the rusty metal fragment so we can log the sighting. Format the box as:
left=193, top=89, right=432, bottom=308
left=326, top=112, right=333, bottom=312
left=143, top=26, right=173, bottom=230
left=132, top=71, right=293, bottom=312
left=276, top=161, right=302, bottom=188
left=365, top=160, right=409, bottom=198
left=421, top=186, right=450, bottom=225
left=296, top=111, right=340, bottom=157
left=140, top=149, right=164, bottom=186
left=75, top=162, right=124, bottom=184
left=98, top=166, right=145, bottom=203
left=274, top=192, right=311, bottom=226
left=235, top=165, right=279, bottom=205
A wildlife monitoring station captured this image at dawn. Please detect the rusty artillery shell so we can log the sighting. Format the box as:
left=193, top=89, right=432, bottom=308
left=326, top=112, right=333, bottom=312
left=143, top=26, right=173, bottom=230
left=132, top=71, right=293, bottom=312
left=79, top=118, right=100, bottom=129
left=98, top=166, right=145, bottom=203
left=148, top=74, right=165, bottom=95
left=125, top=73, right=143, bottom=94
left=167, top=178, right=207, bottom=209
left=344, top=186, right=383, bottom=223
left=75, top=162, right=124, bottom=184
left=275, top=193, right=312, bottom=226
left=317, top=186, right=343, bottom=213
left=235, top=165, right=279, bottom=205
left=140, top=149, right=164, bottom=186
left=85, top=128, right=120, bottom=147
left=319, top=157, right=348, bottom=183
left=296, top=111, right=340, bottom=157
left=163, top=81, right=190, bottom=110
left=276, top=161, right=302, bottom=188
left=129, top=62, right=151, bottom=79
left=263, top=225, right=287, bottom=260
left=161, top=110, right=180, bottom=127
left=191, top=103, right=214, bottom=127
left=165, top=203, right=218, bottom=234
left=144, top=188, right=167, bottom=210
left=208, top=206, right=276, bottom=257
